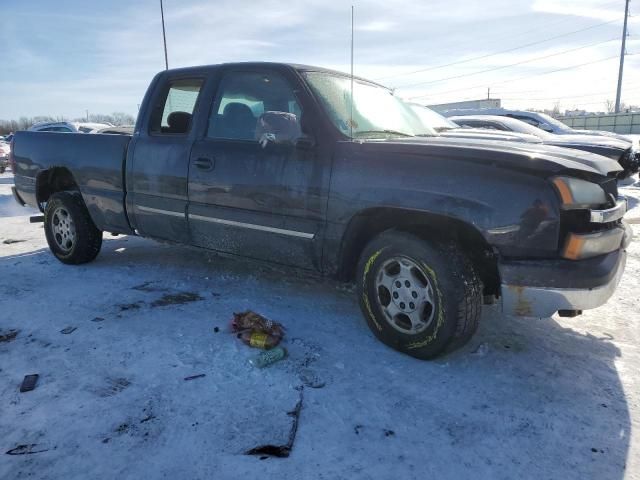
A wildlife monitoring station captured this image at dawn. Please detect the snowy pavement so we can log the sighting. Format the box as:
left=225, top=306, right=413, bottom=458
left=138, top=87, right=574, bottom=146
left=1, top=171, right=639, bottom=480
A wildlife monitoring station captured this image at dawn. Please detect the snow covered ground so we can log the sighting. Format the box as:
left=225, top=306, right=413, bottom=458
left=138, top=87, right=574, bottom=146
left=1, top=171, right=639, bottom=480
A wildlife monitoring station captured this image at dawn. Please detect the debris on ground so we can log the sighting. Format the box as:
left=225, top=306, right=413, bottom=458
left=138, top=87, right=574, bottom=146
left=238, top=331, right=281, bottom=349
left=246, top=387, right=303, bottom=458
left=232, top=311, right=286, bottom=350
left=60, top=326, right=77, bottom=335
left=2, top=238, right=26, bottom=244
left=19, top=374, right=39, bottom=393
left=249, top=347, right=287, bottom=368
left=0, top=329, right=19, bottom=343
left=213, top=326, right=219, bottom=333
left=151, top=292, right=203, bottom=307
left=6, top=444, right=50, bottom=455
left=91, top=317, right=105, bottom=322
left=231, top=311, right=285, bottom=339
left=184, top=374, right=206, bottom=381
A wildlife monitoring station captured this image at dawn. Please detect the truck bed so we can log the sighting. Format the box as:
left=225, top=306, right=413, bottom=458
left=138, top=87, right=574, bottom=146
left=12, top=131, right=132, bottom=233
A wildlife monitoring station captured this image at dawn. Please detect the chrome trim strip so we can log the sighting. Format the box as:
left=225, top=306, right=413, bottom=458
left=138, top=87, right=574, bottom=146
left=137, top=205, right=185, bottom=218
left=590, top=198, right=627, bottom=223
left=188, top=214, right=315, bottom=239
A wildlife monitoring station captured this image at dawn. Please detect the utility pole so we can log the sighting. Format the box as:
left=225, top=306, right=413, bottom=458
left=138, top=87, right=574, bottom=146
left=487, top=87, right=490, bottom=100
left=160, top=0, right=169, bottom=70
left=86, top=110, right=89, bottom=122
left=615, top=0, right=630, bottom=113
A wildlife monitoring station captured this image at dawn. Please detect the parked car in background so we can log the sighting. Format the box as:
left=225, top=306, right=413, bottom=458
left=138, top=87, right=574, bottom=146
left=28, top=121, right=78, bottom=133
left=27, top=121, right=112, bottom=133
left=0, top=142, right=9, bottom=173
left=11, top=62, right=633, bottom=359
left=442, top=108, right=634, bottom=143
left=73, top=122, right=113, bottom=133
left=96, top=126, right=134, bottom=135
left=410, top=105, right=543, bottom=143
left=450, top=115, right=640, bottom=178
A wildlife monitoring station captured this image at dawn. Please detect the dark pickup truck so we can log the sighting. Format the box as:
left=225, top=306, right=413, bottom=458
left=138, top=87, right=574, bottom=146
left=10, top=62, right=633, bottom=359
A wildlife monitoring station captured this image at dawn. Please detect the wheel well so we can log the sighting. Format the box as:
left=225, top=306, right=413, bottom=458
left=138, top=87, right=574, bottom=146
left=36, top=167, right=79, bottom=207
left=338, top=208, right=500, bottom=296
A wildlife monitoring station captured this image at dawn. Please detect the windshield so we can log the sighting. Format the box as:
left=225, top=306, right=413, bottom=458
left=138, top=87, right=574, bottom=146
left=303, top=72, right=436, bottom=138
left=535, top=112, right=573, bottom=132
left=408, top=104, right=459, bottom=132
left=496, top=117, right=554, bottom=139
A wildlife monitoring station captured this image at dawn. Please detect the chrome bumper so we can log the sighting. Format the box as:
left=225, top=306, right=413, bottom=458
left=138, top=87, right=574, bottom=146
left=590, top=198, right=627, bottom=223
left=501, top=222, right=632, bottom=318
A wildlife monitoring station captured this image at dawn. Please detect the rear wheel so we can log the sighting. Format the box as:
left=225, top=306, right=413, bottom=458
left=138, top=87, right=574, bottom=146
left=356, top=230, right=481, bottom=359
left=44, top=191, right=102, bottom=264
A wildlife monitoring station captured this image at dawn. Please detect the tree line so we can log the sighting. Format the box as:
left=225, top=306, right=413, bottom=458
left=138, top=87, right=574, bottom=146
left=0, top=112, right=136, bottom=135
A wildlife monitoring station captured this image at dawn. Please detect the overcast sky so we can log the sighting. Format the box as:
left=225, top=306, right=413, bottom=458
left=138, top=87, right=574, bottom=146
left=1, top=0, right=638, bottom=120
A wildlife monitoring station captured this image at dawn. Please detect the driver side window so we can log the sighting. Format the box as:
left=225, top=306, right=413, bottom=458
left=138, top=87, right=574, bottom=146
left=207, top=71, right=302, bottom=145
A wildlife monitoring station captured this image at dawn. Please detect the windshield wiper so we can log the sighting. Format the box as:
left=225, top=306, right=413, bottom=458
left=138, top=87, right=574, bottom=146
left=417, top=127, right=450, bottom=135
left=354, top=129, right=414, bottom=138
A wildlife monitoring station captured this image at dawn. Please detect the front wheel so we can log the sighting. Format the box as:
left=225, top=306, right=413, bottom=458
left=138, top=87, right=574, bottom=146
left=44, top=191, right=103, bottom=264
left=356, top=230, right=482, bottom=359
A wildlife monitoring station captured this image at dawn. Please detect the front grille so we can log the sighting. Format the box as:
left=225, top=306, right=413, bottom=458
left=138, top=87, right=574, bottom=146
left=599, top=177, right=618, bottom=201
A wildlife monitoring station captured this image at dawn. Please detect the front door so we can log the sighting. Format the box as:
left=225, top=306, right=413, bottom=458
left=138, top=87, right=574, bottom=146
left=187, top=68, right=329, bottom=270
left=127, top=77, right=204, bottom=243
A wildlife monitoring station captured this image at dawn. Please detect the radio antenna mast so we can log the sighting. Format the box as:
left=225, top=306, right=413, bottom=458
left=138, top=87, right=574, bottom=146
left=350, top=5, right=354, bottom=140
left=160, top=0, right=169, bottom=70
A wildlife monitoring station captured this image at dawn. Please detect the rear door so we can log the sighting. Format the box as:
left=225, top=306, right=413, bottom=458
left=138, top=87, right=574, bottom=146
left=127, top=76, right=205, bottom=243
left=187, top=67, right=329, bottom=270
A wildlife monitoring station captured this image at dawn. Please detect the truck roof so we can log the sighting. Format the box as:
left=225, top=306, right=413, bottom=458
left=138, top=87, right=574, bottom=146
left=159, top=62, right=389, bottom=89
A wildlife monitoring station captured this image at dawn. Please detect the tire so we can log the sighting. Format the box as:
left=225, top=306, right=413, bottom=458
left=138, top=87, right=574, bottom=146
left=44, top=191, right=103, bottom=264
left=356, top=230, right=482, bottom=359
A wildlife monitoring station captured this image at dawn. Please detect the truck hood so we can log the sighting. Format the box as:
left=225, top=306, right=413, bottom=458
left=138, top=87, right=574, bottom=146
left=438, top=128, right=543, bottom=144
left=545, top=134, right=630, bottom=151
left=363, top=136, right=622, bottom=177
left=566, top=129, right=634, bottom=144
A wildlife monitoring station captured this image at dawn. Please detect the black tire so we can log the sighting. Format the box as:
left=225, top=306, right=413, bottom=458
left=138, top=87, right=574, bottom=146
left=44, top=191, right=102, bottom=264
left=356, top=230, right=481, bottom=359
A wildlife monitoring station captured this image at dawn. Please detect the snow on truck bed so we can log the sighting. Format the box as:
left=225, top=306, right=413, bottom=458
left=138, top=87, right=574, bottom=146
left=1, top=171, right=640, bottom=479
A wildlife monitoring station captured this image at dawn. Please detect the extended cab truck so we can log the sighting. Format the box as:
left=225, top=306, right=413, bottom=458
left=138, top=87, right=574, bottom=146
left=11, top=63, right=634, bottom=359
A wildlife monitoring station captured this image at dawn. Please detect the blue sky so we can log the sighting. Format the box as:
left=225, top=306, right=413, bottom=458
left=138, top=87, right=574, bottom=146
left=0, top=0, right=638, bottom=119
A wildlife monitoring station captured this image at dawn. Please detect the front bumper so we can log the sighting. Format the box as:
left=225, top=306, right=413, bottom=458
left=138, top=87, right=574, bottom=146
left=501, top=222, right=632, bottom=317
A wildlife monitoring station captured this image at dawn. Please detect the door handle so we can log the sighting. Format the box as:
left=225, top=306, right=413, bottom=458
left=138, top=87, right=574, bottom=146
left=194, top=157, right=214, bottom=171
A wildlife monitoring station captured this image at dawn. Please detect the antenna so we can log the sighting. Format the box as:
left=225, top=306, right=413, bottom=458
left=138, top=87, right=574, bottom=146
left=350, top=5, right=354, bottom=140
left=160, top=0, right=169, bottom=70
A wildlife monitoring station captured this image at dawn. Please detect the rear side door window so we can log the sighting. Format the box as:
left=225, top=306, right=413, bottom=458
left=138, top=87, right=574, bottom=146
left=150, top=78, right=204, bottom=135
left=207, top=71, right=303, bottom=145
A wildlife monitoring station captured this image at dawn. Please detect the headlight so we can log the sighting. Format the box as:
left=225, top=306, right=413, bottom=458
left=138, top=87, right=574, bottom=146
left=551, top=176, right=607, bottom=209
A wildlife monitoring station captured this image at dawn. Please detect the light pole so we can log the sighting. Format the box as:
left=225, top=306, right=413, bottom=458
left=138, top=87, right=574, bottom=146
left=615, top=0, right=630, bottom=113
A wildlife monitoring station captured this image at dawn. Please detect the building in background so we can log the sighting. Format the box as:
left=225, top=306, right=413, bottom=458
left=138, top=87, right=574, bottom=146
left=427, top=98, right=501, bottom=113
